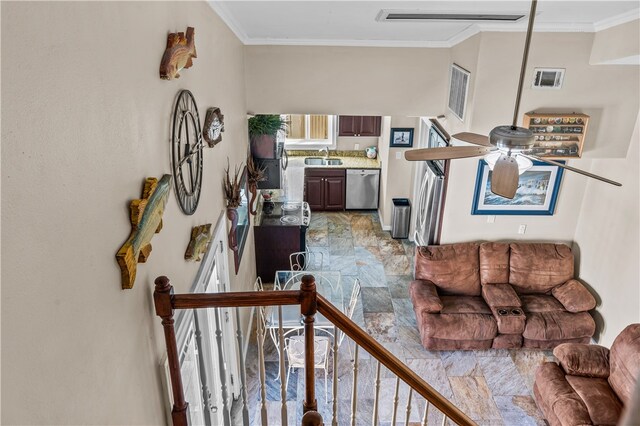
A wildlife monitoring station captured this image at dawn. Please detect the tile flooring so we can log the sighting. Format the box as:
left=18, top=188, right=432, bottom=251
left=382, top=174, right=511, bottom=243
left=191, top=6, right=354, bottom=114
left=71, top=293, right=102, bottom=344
left=239, top=211, right=554, bottom=426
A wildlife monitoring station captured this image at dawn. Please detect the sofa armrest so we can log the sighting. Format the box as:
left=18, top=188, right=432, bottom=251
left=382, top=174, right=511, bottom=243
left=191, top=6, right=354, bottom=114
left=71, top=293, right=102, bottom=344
left=552, top=279, right=596, bottom=313
left=553, top=343, right=610, bottom=378
left=409, top=280, right=442, bottom=313
left=481, top=283, right=521, bottom=308
left=534, top=362, right=592, bottom=426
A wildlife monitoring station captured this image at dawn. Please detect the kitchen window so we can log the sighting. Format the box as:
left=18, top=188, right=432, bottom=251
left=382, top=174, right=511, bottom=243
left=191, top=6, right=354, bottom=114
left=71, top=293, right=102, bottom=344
left=283, top=114, right=336, bottom=148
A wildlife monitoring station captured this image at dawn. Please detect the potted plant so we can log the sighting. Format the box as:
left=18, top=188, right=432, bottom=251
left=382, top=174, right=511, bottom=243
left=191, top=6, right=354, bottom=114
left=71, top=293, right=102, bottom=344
left=248, top=114, right=287, bottom=159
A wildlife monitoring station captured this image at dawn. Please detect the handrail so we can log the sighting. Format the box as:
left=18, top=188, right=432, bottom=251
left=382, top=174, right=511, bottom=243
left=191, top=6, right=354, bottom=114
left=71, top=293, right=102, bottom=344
left=172, top=290, right=301, bottom=309
left=317, top=294, right=477, bottom=426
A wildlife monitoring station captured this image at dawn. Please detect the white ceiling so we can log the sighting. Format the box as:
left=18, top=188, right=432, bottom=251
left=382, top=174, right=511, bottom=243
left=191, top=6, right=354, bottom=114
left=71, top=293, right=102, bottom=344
left=209, top=1, right=640, bottom=47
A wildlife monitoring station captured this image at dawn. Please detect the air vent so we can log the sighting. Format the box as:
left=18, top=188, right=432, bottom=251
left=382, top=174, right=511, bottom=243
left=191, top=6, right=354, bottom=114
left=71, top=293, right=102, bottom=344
left=532, top=68, right=565, bottom=89
left=378, top=11, right=525, bottom=22
left=448, top=64, right=470, bottom=121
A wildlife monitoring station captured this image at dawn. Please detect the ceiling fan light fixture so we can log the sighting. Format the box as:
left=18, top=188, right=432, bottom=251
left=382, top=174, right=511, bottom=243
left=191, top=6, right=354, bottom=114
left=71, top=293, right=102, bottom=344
left=489, top=125, right=535, bottom=151
left=485, top=152, right=533, bottom=175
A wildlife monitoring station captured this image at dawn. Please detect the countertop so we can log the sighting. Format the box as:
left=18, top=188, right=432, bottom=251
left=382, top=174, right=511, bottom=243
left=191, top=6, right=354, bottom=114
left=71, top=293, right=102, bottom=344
left=286, top=150, right=381, bottom=169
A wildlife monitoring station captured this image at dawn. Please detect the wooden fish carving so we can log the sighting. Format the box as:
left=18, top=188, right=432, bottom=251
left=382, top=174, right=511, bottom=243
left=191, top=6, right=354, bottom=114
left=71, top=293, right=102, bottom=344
left=159, top=27, right=197, bottom=80
left=116, top=175, right=172, bottom=289
left=184, top=224, right=212, bottom=262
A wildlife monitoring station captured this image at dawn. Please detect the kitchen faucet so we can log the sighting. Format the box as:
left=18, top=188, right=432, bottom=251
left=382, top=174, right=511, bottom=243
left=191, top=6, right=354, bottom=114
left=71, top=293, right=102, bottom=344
left=319, top=147, right=329, bottom=159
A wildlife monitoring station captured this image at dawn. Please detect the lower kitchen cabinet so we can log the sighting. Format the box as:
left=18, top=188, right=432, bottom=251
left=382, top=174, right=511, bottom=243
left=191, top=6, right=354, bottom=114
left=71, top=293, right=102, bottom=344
left=304, top=168, right=345, bottom=211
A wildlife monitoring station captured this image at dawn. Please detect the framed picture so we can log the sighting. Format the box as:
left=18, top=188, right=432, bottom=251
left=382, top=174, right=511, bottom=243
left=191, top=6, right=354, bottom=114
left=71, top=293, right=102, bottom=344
left=471, top=160, right=564, bottom=215
left=390, top=128, right=414, bottom=147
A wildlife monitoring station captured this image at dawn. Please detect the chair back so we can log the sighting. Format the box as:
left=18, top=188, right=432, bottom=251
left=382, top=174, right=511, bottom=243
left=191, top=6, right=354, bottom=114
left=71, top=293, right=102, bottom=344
left=609, top=324, right=640, bottom=405
left=338, top=279, right=361, bottom=346
left=286, top=335, right=329, bottom=368
left=290, top=251, right=324, bottom=271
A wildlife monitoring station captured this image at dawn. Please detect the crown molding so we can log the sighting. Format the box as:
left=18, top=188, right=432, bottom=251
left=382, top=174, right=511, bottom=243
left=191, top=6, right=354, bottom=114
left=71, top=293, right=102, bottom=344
left=207, top=0, right=249, bottom=44
left=593, top=8, right=640, bottom=32
left=243, top=38, right=451, bottom=48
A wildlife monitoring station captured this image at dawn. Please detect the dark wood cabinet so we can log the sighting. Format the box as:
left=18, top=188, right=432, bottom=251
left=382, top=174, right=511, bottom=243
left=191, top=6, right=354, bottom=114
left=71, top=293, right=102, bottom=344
left=304, top=169, right=345, bottom=211
left=338, top=116, right=381, bottom=137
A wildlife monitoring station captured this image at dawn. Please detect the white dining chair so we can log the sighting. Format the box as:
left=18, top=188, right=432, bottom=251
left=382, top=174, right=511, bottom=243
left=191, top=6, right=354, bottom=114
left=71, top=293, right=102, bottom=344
left=289, top=251, right=324, bottom=271
left=338, top=278, right=361, bottom=359
left=284, top=335, right=330, bottom=403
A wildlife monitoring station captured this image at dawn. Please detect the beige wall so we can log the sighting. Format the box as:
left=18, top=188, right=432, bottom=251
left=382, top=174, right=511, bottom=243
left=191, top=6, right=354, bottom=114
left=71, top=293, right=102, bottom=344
left=1, top=2, right=254, bottom=424
left=591, top=19, right=640, bottom=65
left=336, top=135, right=379, bottom=151
left=244, top=45, right=450, bottom=116
left=572, top=113, right=640, bottom=347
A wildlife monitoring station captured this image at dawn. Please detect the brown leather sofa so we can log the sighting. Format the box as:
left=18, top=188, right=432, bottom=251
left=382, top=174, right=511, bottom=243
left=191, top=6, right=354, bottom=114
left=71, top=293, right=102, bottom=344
left=533, top=324, right=640, bottom=426
left=409, top=242, right=596, bottom=350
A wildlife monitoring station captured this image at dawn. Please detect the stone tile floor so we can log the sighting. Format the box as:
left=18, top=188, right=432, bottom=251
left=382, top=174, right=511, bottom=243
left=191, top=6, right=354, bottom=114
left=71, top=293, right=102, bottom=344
left=238, top=211, right=555, bottom=426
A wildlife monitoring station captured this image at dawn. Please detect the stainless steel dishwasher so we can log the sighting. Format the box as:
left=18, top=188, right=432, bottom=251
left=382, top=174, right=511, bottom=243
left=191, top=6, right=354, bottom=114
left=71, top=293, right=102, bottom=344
left=346, top=169, right=380, bottom=209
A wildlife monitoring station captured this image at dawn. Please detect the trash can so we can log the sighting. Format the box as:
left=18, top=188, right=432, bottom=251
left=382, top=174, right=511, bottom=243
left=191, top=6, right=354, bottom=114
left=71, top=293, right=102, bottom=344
left=391, top=198, right=411, bottom=239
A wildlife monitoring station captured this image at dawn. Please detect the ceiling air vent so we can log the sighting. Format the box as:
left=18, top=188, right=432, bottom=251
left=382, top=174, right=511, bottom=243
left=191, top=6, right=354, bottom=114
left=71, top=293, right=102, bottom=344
left=448, top=64, right=470, bottom=121
left=378, top=11, right=526, bottom=22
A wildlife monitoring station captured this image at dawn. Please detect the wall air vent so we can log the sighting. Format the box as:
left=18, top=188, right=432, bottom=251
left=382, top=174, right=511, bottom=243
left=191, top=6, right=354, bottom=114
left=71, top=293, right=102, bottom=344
left=448, top=64, right=470, bottom=121
left=378, top=11, right=526, bottom=22
left=532, top=68, right=565, bottom=89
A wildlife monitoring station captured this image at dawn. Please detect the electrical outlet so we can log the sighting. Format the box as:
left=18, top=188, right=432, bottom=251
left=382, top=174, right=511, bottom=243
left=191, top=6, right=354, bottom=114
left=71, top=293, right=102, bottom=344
left=518, top=224, right=527, bottom=234
left=487, top=215, right=496, bottom=223
left=354, top=143, right=360, bottom=150
left=396, top=152, right=402, bottom=160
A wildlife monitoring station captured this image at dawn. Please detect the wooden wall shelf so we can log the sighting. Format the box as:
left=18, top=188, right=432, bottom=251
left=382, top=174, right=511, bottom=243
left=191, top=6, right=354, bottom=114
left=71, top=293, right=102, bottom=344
left=523, top=112, right=589, bottom=159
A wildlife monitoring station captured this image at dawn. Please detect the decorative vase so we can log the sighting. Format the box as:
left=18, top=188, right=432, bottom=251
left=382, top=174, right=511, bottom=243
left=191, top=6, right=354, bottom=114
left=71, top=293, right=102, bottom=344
left=226, top=207, right=238, bottom=251
left=366, top=146, right=377, bottom=159
left=249, top=134, right=277, bottom=159
left=248, top=182, right=258, bottom=216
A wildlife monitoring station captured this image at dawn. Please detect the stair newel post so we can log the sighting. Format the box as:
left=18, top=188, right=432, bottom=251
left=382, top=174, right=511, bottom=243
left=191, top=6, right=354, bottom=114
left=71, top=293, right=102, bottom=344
left=154, top=276, right=188, bottom=426
left=300, top=274, right=318, bottom=414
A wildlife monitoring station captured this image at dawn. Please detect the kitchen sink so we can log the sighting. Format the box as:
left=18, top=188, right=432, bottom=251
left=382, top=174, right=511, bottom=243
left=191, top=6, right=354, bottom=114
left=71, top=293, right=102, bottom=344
left=304, top=157, right=343, bottom=166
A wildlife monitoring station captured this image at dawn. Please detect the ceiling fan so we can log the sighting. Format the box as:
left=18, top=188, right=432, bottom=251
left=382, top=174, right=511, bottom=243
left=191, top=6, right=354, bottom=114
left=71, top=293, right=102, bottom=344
left=404, top=0, right=622, bottom=199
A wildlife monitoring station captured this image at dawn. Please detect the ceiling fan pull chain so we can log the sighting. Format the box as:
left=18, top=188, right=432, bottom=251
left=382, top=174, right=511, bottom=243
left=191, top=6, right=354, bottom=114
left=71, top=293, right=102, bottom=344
left=512, top=0, right=538, bottom=127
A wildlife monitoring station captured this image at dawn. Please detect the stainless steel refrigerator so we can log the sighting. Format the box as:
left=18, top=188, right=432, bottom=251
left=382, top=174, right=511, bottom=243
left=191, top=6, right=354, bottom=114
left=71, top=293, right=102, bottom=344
left=413, top=119, right=450, bottom=246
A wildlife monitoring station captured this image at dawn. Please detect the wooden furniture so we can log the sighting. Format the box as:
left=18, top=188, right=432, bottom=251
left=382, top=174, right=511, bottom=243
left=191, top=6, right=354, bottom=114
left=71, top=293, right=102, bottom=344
left=338, top=116, right=382, bottom=137
left=523, top=112, right=589, bottom=158
left=304, top=168, right=345, bottom=211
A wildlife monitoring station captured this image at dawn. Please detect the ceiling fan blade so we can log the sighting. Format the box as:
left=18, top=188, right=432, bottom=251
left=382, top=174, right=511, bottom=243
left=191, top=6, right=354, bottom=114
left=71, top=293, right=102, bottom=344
left=452, top=132, right=491, bottom=147
left=522, top=154, right=622, bottom=187
left=491, top=155, right=519, bottom=199
left=405, top=146, right=493, bottom=161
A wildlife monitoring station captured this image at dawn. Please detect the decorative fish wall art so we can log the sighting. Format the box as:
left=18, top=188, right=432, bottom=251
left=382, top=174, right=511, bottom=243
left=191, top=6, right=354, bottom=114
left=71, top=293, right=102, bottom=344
left=159, top=27, right=197, bottom=80
left=116, top=175, right=171, bottom=289
left=185, top=224, right=212, bottom=262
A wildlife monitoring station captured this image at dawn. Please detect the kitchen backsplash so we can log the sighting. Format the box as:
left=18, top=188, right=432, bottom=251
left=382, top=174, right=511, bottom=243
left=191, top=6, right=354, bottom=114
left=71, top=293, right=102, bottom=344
left=286, top=149, right=368, bottom=157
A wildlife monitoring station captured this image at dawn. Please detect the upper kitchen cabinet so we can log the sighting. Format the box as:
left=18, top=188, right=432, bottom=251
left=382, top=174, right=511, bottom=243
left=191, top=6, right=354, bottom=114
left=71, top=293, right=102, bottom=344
left=338, top=116, right=381, bottom=137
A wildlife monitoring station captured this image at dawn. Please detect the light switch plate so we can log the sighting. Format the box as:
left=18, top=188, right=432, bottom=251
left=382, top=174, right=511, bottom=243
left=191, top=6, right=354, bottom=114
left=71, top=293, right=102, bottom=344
left=395, top=152, right=402, bottom=160
left=487, top=215, right=496, bottom=223
left=518, top=224, right=527, bottom=234
left=354, top=143, right=360, bottom=150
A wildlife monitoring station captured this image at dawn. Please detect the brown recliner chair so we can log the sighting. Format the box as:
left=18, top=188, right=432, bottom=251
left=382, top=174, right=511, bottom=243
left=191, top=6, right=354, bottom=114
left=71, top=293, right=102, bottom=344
left=534, top=324, right=640, bottom=426
left=409, top=243, right=498, bottom=350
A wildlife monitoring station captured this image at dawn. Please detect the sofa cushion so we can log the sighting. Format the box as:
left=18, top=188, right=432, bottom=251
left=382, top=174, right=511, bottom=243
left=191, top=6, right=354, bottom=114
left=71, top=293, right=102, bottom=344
left=482, top=283, right=521, bottom=307
left=420, top=312, right=497, bottom=340
left=534, top=362, right=592, bottom=426
left=509, top=243, right=574, bottom=294
left=524, top=311, right=595, bottom=341
left=479, top=242, right=510, bottom=285
left=552, top=279, right=596, bottom=313
left=521, top=294, right=565, bottom=313
left=609, top=324, right=640, bottom=405
left=566, top=375, right=622, bottom=425
left=415, top=243, right=481, bottom=296
left=554, top=343, right=610, bottom=378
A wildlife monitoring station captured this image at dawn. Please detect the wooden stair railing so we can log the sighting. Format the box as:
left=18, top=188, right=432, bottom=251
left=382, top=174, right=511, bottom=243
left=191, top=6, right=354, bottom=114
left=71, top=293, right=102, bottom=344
left=154, top=274, right=476, bottom=426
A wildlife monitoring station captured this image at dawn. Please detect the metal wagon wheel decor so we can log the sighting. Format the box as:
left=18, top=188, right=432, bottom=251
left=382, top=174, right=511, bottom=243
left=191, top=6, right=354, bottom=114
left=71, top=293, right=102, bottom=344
left=171, top=89, right=204, bottom=215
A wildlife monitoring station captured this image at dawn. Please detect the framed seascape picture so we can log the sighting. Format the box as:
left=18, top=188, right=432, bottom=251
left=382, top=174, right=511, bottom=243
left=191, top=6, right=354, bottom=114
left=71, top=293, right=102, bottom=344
left=390, top=128, right=414, bottom=147
left=471, top=160, right=564, bottom=215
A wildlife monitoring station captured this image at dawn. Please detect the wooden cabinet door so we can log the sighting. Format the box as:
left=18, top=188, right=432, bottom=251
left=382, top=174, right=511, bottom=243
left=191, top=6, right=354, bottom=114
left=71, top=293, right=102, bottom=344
left=324, top=177, right=345, bottom=210
left=338, top=116, right=359, bottom=136
left=304, top=176, right=324, bottom=211
left=359, top=116, right=382, bottom=136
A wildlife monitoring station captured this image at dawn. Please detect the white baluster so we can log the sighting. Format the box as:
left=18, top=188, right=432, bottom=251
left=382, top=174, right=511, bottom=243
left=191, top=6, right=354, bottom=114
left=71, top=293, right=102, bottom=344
left=441, top=414, right=448, bottom=426
left=350, top=345, right=359, bottom=426
left=332, top=325, right=338, bottom=426
left=278, top=306, right=288, bottom=426
left=421, top=401, right=430, bottom=426
left=257, top=307, right=268, bottom=426
left=214, top=308, right=231, bottom=426
left=404, top=388, right=413, bottom=426
left=391, top=377, right=400, bottom=425
left=372, top=360, right=381, bottom=425
left=234, top=307, right=249, bottom=425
